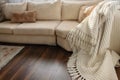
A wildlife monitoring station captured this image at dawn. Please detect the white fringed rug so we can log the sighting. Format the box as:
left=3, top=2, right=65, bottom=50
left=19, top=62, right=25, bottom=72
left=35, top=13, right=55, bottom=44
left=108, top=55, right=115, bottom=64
left=0, top=45, right=24, bottom=70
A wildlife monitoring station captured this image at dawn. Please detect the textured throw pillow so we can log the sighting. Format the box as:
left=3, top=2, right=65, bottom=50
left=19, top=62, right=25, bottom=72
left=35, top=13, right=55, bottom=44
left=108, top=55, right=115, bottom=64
left=11, top=11, right=36, bottom=23
left=78, top=5, right=96, bottom=22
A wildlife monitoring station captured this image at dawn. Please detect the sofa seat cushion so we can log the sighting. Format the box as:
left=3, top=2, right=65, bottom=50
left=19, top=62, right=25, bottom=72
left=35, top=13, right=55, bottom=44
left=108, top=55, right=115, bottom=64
left=14, top=21, right=60, bottom=36
left=0, top=34, right=56, bottom=45
left=0, top=21, right=20, bottom=34
left=56, top=21, right=79, bottom=38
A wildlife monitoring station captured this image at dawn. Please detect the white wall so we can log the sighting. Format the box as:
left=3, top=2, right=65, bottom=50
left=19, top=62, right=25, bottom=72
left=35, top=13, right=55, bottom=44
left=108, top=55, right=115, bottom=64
left=8, top=0, right=26, bottom=3
left=7, top=0, right=104, bottom=3
left=8, top=0, right=50, bottom=3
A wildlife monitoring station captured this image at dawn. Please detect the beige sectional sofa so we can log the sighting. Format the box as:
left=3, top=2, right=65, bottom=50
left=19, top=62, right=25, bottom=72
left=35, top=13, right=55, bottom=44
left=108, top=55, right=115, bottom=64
left=0, top=0, right=120, bottom=53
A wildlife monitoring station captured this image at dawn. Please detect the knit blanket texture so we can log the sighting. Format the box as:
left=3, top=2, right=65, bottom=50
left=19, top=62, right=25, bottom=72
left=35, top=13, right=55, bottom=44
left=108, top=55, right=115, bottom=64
left=67, top=1, right=120, bottom=80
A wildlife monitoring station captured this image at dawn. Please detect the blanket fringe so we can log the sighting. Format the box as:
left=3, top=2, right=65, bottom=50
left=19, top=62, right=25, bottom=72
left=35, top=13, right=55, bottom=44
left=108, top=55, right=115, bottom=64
left=67, top=62, right=86, bottom=80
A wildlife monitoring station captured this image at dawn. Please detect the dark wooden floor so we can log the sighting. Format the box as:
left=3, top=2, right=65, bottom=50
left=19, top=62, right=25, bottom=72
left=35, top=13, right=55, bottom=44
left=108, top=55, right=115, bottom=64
left=0, top=44, right=120, bottom=80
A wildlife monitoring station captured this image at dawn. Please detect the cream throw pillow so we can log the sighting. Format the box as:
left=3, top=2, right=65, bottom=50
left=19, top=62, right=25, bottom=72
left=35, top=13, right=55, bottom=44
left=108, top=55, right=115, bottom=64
left=3, top=2, right=27, bottom=19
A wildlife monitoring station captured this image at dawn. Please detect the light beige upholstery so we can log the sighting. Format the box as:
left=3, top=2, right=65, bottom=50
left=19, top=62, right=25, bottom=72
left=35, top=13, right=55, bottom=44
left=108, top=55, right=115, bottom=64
left=61, top=1, right=99, bottom=20
left=0, top=21, right=20, bottom=34
left=62, top=1, right=82, bottom=20
left=0, top=1, right=120, bottom=52
left=56, top=21, right=79, bottom=51
left=28, top=1, right=61, bottom=20
left=56, top=21, right=79, bottom=38
left=57, top=37, right=72, bottom=51
left=109, top=11, right=120, bottom=54
left=0, top=34, right=56, bottom=45
left=3, top=3, right=27, bottom=19
left=14, top=21, right=60, bottom=36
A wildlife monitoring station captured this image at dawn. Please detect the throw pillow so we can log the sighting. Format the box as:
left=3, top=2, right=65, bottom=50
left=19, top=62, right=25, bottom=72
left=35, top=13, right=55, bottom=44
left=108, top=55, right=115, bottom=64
left=78, top=5, right=96, bottom=22
left=11, top=11, right=36, bottom=23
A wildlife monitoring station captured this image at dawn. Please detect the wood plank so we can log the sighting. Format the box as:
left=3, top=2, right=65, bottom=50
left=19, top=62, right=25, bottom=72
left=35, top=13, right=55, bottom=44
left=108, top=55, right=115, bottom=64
left=0, top=44, right=119, bottom=80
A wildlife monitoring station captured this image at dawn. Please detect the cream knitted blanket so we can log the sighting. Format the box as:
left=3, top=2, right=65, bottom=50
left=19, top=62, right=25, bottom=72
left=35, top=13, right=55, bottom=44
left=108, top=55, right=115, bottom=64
left=67, top=1, right=120, bottom=80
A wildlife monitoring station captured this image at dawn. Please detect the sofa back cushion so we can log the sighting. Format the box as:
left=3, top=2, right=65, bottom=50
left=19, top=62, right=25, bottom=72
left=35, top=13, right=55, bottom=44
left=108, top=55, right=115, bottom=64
left=28, top=1, right=61, bottom=20
left=61, top=1, right=100, bottom=20
left=3, top=2, right=27, bottom=20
